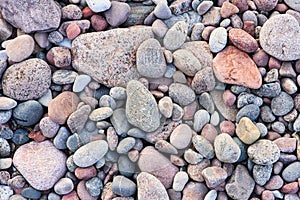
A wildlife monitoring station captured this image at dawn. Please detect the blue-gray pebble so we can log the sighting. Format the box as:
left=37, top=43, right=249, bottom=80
left=13, top=100, right=43, bottom=126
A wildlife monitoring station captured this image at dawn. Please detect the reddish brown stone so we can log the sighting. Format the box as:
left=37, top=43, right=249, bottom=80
left=82, top=7, right=95, bottom=18
left=281, top=182, right=299, bottom=194
left=220, top=2, right=239, bottom=18
left=229, top=28, right=258, bottom=53
left=66, top=23, right=81, bottom=40
left=232, top=0, right=249, bottom=13
left=275, top=3, right=288, bottom=12
left=91, top=15, right=108, bottom=32
left=75, top=166, right=97, bottom=180
left=265, top=175, right=284, bottom=190
left=47, top=47, right=71, bottom=68
left=243, top=21, right=255, bottom=36
left=220, top=121, right=235, bottom=136
left=62, top=191, right=80, bottom=200
left=28, top=131, right=46, bottom=142
left=269, top=57, right=281, bottom=69
left=48, top=91, right=80, bottom=124
left=213, top=46, right=262, bottom=89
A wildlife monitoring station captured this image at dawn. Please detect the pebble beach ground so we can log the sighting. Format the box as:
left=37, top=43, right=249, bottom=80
left=0, top=0, right=300, bottom=199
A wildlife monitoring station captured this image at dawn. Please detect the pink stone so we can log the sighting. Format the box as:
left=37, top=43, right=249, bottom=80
left=75, top=166, right=97, bottom=180
left=222, top=90, right=236, bottom=107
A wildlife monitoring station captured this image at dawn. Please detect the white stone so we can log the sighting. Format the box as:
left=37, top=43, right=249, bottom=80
left=38, top=89, right=52, bottom=107
left=86, top=0, right=111, bottom=12
left=173, top=171, right=189, bottom=191
left=73, top=74, right=91, bottom=92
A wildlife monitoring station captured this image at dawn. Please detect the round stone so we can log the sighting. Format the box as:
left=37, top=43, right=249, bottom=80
left=13, top=100, right=43, bottom=126
left=117, top=137, right=136, bottom=154
left=170, top=124, right=192, bottom=149
left=39, top=117, right=60, bottom=138
left=54, top=178, right=74, bottom=195
left=73, top=74, right=91, bottom=93
left=2, top=58, right=51, bottom=101
left=89, top=107, right=113, bottom=121
left=236, top=117, right=260, bottom=144
left=0, top=110, right=11, bottom=124
left=229, top=28, right=258, bottom=53
left=193, top=109, right=210, bottom=132
left=103, top=1, right=130, bottom=27
left=192, top=135, right=215, bottom=159
left=173, top=49, right=202, bottom=76
left=0, top=97, right=17, bottom=110
left=173, top=171, right=189, bottom=192
left=85, top=177, right=103, bottom=197
left=282, top=162, right=300, bottom=182
left=111, top=175, right=136, bottom=197
left=214, top=133, right=241, bottom=163
left=6, top=34, right=34, bottom=62
left=271, top=92, right=294, bottom=116
left=247, top=139, right=280, bottom=165
left=169, top=83, right=196, bottom=106
left=284, top=0, right=300, bottom=12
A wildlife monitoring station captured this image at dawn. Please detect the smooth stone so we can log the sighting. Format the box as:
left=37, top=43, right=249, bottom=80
left=172, top=171, right=189, bottom=192
left=39, top=117, right=60, bottom=138
left=214, top=133, right=241, bottom=163
left=86, top=0, right=111, bottom=12
left=271, top=92, right=294, bottom=116
left=0, top=185, right=13, bottom=200
left=118, top=155, right=136, bottom=177
left=155, top=140, right=178, bottom=154
left=260, top=14, right=300, bottom=61
left=126, top=80, right=160, bottom=132
left=53, top=127, right=70, bottom=150
left=13, top=100, right=43, bottom=126
left=67, top=105, right=91, bottom=134
left=191, top=67, right=216, bottom=94
left=12, top=129, right=29, bottom=145
left=163, top=21, right=188, bottom=51
left=236, top=104, right=260, bottom=122
left=173, top=49, right=202, bottom=76
left=99, top=95, right=117, bottom=110
left=104, top=1, right=131, bottom=27
left=192, top=135, right=215, bottom=159
left=110, top=108, right=131, bottom=136
left=13, top=141, right=66, bottom=190
left=85, top=177, right=103, bottom=197
left=54, top=178, right=74, bottom=195
left=197, top=1, right=213, bottom=15
left=154, top=1, right=172, bottom=19
left=229, top=28, right=258, bottom=53
left=209, top=27, right=227, bottom=53
left=6, top=34, right=34, bottom=62
left=2, top=59, right=51, bottom=101
left=184, top=148, right=203, bottom=164
left=38, top=89, right=52, bottom=107
left=0, top=125, right=13, bottom=139
left=282, top=162, right=300, bottom=182
left=170, top=124, right=192, bottom=150
left=89, top=107, right=113, bottom=121
left=158, top=96, right=173, bottom=118
left=182, top=182, right=208, bottom=200
left=111, top=175, right=136, bottom=197
left=136, top=38, right=166, bottom=78
left=0, top=158, right=12, bottom=169
left=284, top=0, right=300, bottom=12
left=137, top=172, right=169, bottom=200
left=0, top=138, right=10, bottom=157
left=73, top=140, right=108, bottom=167
left=253, top=164, right=273, bottom=186
left=21, top=187, right=41, bottom=199
left=0, top=110, right=11, bottom=124
left=199, top=92, right=214, bottom=114
left=247, top=139, right=280, bottom=165
left=117, top=137, right=136, bottom=154
left=236, top=117, right=260, bottom=144
left=193, top=109, right=210, bottom=132
left=169, top=83, right=195, bottom=106
left=202, top=166, right=227, bottom=188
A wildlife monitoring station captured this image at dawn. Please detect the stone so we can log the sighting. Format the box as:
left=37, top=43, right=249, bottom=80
left=104, top=2, right=131, bottom=27
left=253, top=164, right=273, bottom=186
left=170, top=124, right=192, bottom=149
left=48, top=31, right=64, bottom=45
left=220, top=2, right=239, bottom=18
left=112, top=176, right=136, bottom=197
left=67, top=105, right=91, bottom=134
left=0, top=97, right=17, bottom=110
left=47, top=47, right=71, bottom=68
left=236, top=117, right=260, bottom=145
left=21, top=187, right=42, bottom=199
left=13, top=100, right=43, bottom=126
left=192, top=135, right=215, bottom=159
left=271, top=92, right=294, bottom=116
left=213, top=46, right=262, bottom=89
left=0, top=0, right=61, bottom=33
left=214, top=133, right=241, bottom=163
left=54, top=178, right=74, bottom=195
left=184, top=148, right=203, bottom=164
left=169, top=0, right=192, bottom=15
left=126, top=80, right=160, bottom=132
left=260, top=14, right=300, bottom=61
left=91, top=15, right=108, bottom=32
left=77, top=180, right=97, bottom=200
left=89, top=107, right=113, bottom=121
left=273, top=138, right=296, bottom=153
left=0, top=138, right=10, bottom=157
left=40, top=117, right=60, bottom=138
left=158, top=96, right=173, bottom=118
left=6, top=35, right=34, bottom=62
left=225, top=165, right=255, bottom=200
left=155, top=140, right=178, bottom=154
left=229, top=28, right=258, bottom=53
left=284, top=0, right=300, bottom=12
left=202, top=7, right=221, bottom=26
left=85, top=177, right=102, bottom=197
left=53, top=127, right=70, bottom=150
left=72, top=26, right=153, bottom=87
left=154, top=2, right=172, bottom=19
left=197, top=1, right=213, bottom=15
left=137, top=172, right=169, bottom=200
left=73, top=140, right=108, bottom=167
left=62, top=4, right=82, bottom=20
left=66, top=23, right=81, bottom=40
left=248, top=139, right=280, bottom=165
left=173, top=49, right=202, bottom=76
left=86, top=0, right=111, bottom=12
left=173, top=171, right=189, bottom=191
left=2, top=59, right=51, bottom=101
left=169, top=83, right=195, bottom=106
left=163, top=21, right=188, bottom=51
left=52, top=70, right=77, bottom=85
left=75, top=166, right=97, bottom=180
left=0, top=18, right=12, bottom=42
left=48, top=92, right=80, bottom=124
left=136, top=38, right=166, bottom=78
left=254, top=0, right=278, bottom=11
left=117, top=137, right=136, bottom=154
left=13, top=141, right=66, bottom=190
left=59, top=20, right=90, bottom=37
left=0, top=110, right=11, bottom=124
left=110, top=108, right=131, bottom=136
left=187, top=159, right=210, bottom=182
left=209, top=27, right=227, bottom=53
left=152, top=19, right=169, bottom=38
left=182, top=182, right=208, bottom=200
left=202, top=166, right=227, bottom=188
left=191, top=67, right=216, bottom=94
left=282, top=162, right=300, bottom=182
left=138, top=146, right=178, bottom=188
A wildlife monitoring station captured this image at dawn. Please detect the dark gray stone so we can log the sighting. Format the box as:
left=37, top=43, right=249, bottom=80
left=13, top=100, right=43, bottom=126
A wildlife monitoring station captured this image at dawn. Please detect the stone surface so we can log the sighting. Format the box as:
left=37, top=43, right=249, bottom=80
left=285, top=0, right=300, bottom=12
left=191, top=67, right=216, bottom=94
left=169, top=83, right=195, bottom=106
left=104, top=2, right=131, bottom=27
left=136, top=38, right=166, bottom=78
left=248, top=139, right=280, bottom=165
left=137, top=172, right=169, bottom=200
left=254, top=0, right=278, bottom=11
left=182, top=182, right=208, bottom=200
left=192, top=135, right=215, bottom=159
left=236, top=117, right=260, bottom=144
left=111, top=176, right=136, bottom=197
left=13, top=141, right=66, bottom=190
left=229, top=28, right=258, bottom=53
left=0, top=97, right=17, bottom=110
left=48, top=92, right=80, bottom=124
left=173, top=49, right=202, bottom=76
left=72, top=26, right=153, bottom=87
left=282, top=162, right=300, bottom=182
left=214, top=133, right=241, bottom=163
left=54, top=178, right=74, bottom=195
left=202, top=166, right=227, bottom=188
left=138, top=146, right=178, bottom=188
left=260, top=14, right=300, bottom=61
left=0, top=0, right=61, bottom=33
left=209, top=27, right=227, bottom=53
left=13, top=100, right=43, bottom=126
left=2, top=59, right=51, bottom=101
left=89, top=107, right=113, bottom=121
left=170, top=124, right=192, bottom=149
left=6, top=35, right=34, bottom=62
left=126, top=80, right=160, bottom=132
left=271, top=92, right=294, bottom=116
left=163, top=21, right=188, bottom=51
left=86, top=0, right=111, bottom=12
left=213, top=46, right=262, bottom=89
left=253, top=164, right=273, bottom=186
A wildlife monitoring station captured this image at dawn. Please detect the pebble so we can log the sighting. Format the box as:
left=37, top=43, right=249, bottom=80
left=214, top=133, right=241, bottom=163
left=225, top=165, right=255, bottom=200
left=182, top=182, right=208, bottom=200
left=137, top=172, right=169, bottom=200
left=85, top=177, right=103, bottom=197
left=236, top=117, right=260, bottom=144
left=99, top=95, right=117, bottom=110
left=271, top=121, right=285, bottom=134
left=89, top=107, right=113, bottom=121
left=274, top=138, right=296, bottom=153
left=47, top=47, right=71, bottom=68
left=126, top=80, right=160, bottom=132
left=138, top=146, right=178, bottom=188
left=75, top=166, right=97, bottom=180
left=39, top=117, right=59, bottom=138
left=48, top=193, right=61, bottom=200
left=54, top=178, right=74, bottom=195
left=62, top=5, right=82, bottom=20
left=281, top=182, right=299, bottom=194
left=184, top=148, right=203, bottom=164
left=152, top=19, right=169, bottom=38
left=213, top=46, right=262, bottom=89
left=260, top=14, right=300, bottom=61
left=209, top=27, right=227, bottom=53
left=220, top=2, right=239, bottom=18
left=21, top=187, right=41, bottom=199
left=48, top=91, right=80, bottom=124
left=199, top=92, right=214, bottom=114
left=86, top=0, right=111, bottom=12
left=201, top=124, right=218, bottom=144
left=285, top=0, right=300, bottom=12
left=155, top=140, right=178, bottom=154
left=229, top=28, right=258, bottom=53
left=170, top=124, right=192, bottom=149
left=12, top=129, right=29, bottom=145
left=265, top=175, right=284, bottom=190
left=54, top=127, right=71, bottom=150
left=104, top=2, right=131, bottom=27
left=191, top=67, right=216, bottom=94
left=236, top=104, right=260, bottom=122
left=38, top=89, right=52, bottom=107
left=0, top=0, right=61, bottom=33
left=6, top=35, right=34, bottom=62
left=197, top=1, right=214, bottom=15
left=271, top=92, right=294, bottom=116
left=248, top=139, right=280, bottom=165
left=77, top=180, right=97, bottom=200
left=0, top=138, right=10, bottom=157
left=52, top=70, right=78, bottom=85
left=110, top=108, right=131, bottom=136
left=282, top=78, right=297, bottom=94
left=158, top=96, right=173, bottom=118
left=13, top=100, right=43, bottom=126
left=2, top=58, right=51, bottom=101
left=169, top=83, right=195, bottom=106
left=117, top=137, right=136, bottom=154
left=0, top=110, right=11, bottom=124
left=112, top=175, right=136, bottom=197
left=253, top=164, right=273, bottom=186
left=173, top=171, right=189, bottom=191
left=136, top=38, right=166, bottom=78
left=254, top=0, right=278, bottom=11
left=237, top=92, right=263, bottom=108
left=48, top=31, right=64, bottom=44
left=173, top=49, right=202, bottom=76
left=282, top=162, right=300, bottom=182
left=13, top=141, right=66, bottom=190
left=0, top=158, right=12, bottom=169
left=68, top=105, right=91, bottom=134
left=163, top=21, right=188, bottom=51
left=193, top=109, right=210, bottom=132
left=154, top=2, right=172, bottom=19
left=118, top=155, right=136, bottom=177
left=202, top=7, right=221, bottom=26
left=193, top=135, right=215, bottom=159
left=204, top=190, right=217, bottom=200
left=202, top=166, right=227, bottom=188
left=255, top=82, right=281, bottom=98
left=0, top=125, right=13, bottom=140
left=0, top=97, right=16, bottom=110
left=91, top=15, right=108, bottom=32
left=73, top=140, right=108, bottom=167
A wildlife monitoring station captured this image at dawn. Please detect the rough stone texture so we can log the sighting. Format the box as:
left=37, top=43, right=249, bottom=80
left=213, top=46, right=262, bottom=89
left=202, top=167, right=227, bottom=188
left=6, top=35, right=35, bottom=62
left=126, top=80, right=160, bottom=132
left=137, top=172, right=169, bottom=200
left=254, top=0, right=278, bottom=11
left=0, top=0, right=61, bottom=33
left=271, top=92, right=294, bottom=116
left=67, top=105, right=91, bottom=134
left=138, top=146, right=179, bottom=188
left=284, top=0, right=300, bottom=12
left=182, top=182, right=208, bottom=200
left=136, top=38, right=166, bottom=78
left=169, top=83, right=196, bottom=106
left=13, top=141, right=66, bottom=190
left=260, top=14, right=300, bottom=61
left=48, top=92, right=80, bottom=124
left=72, top=26, right=153, bottom=87
left=225, top=165, right=255, bottom=200
left=282, top=162, right=300, bottom=182
left=191, top=67, right=216, bottom=94
left=248, top=139, right=280, bottom=165
left=229, top=28, right=258, bottom=53
left=2, top=59, right=51, bottom=101
left=163, top=21, right=188, bottom=51
left=236, top=117, right=260, bottom=144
